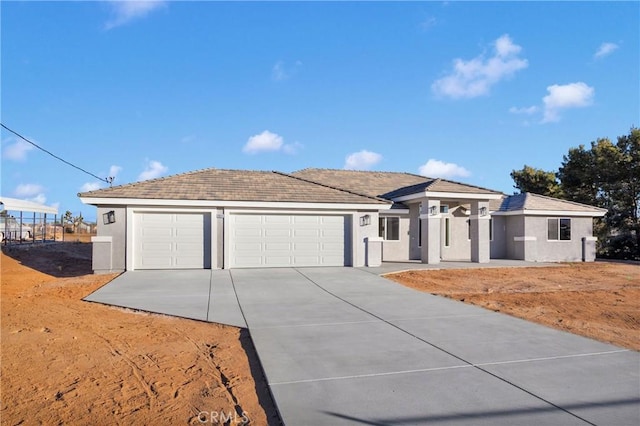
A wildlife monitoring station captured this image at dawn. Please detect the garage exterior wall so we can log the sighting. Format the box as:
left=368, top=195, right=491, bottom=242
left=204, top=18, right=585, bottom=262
left=93, top=206, right=127, bottom=273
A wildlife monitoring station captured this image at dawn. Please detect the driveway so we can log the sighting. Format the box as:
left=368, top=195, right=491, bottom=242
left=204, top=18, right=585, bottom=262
left=86, top=267, right=640, bottom=425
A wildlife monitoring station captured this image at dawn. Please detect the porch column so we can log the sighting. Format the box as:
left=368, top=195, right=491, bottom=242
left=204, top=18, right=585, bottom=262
left=470, top=200, right=490, bottom=263
left=420, top=199, right=441, bottom=264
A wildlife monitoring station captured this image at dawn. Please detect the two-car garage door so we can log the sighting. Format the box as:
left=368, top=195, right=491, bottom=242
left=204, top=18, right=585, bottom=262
left=229, top=214, right=348, bottom=268
left=133, top=212, right=348, bottom=269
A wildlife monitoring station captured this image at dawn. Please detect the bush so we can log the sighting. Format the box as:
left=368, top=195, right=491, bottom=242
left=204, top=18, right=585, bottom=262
left=598, top=233, right=639, bottom=260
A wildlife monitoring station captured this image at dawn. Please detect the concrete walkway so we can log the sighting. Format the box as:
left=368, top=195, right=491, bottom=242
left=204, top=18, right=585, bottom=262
left=85, top=267, right=640, bottom=425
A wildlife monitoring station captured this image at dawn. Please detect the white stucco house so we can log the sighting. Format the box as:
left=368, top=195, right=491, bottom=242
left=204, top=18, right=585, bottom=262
left=79, top=168, right=607, bottom=273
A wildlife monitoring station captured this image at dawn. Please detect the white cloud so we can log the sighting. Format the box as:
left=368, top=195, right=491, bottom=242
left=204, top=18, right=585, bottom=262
left=3, top=139, right=34, bottom=161
left=431, top=34, right=528, bottom=99
left=509, top=106, right=538, bottom=115
left=282, top=141, right=303, bottom=155
left=344, top=150, right=383, bottom=170
left=104, top=0, right=166, bottom=30
left=271, top=60, right=302, bottom=81
left=28, top=193, right=47, bottom=205
left=80, top=182, right=103, bottom=192
left=243, top=130, right=283, bottom=154
left=108, top=165, right=122, bottom=179
left=138, top=160, right=168, bottom=181
left=418, top=159, right=471, bottom=179
left=242, top=130, right=302, bottom=155
left=13, top=183, right=46, bottom=204
left=594, top=42, right=619, bottom=59
left=542, top=82, right=594, bottom=123
left=14, top=183, right=44, bottom=197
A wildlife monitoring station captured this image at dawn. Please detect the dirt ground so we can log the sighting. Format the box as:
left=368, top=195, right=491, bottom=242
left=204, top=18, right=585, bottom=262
left=1, top=242, right=279, bottom=425
left=387, top=262, right=640, bottom=351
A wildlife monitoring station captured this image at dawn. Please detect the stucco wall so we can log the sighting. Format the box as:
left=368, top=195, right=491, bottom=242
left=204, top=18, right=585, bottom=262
left=440, top=209, right=471, bottom=261
left=525, top=216, right=594, bottom=262
left=380, top=213, right=410, bottom=262
left=95, top=206, right=127, bottom=273
left=353, top=211, right=379, bottom=267
left=505, top=215, right=526, bottom=260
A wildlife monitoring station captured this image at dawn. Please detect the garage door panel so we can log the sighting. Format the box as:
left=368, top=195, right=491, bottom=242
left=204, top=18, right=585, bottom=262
left=230, top=214, right=347, bottom=268
left=134, top=213, right=206, bottom=270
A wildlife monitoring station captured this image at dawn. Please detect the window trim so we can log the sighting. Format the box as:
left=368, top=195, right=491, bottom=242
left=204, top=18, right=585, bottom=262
left=547, top=217, right=572, bottom=241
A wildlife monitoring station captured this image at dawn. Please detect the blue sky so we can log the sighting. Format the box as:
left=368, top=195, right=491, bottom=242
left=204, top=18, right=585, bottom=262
left=2, top=1, right=638, bottom=221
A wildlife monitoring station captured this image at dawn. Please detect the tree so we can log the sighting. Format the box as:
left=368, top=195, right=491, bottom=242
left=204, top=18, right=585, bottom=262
left=510, top=165, right=562, bottom=197
left=510, top=127, right=640, bottom=259
left=555, top=129, right=640, bottom=259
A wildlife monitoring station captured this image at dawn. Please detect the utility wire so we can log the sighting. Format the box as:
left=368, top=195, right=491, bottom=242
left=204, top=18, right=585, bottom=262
left=1, top=123, right=112, bottom=185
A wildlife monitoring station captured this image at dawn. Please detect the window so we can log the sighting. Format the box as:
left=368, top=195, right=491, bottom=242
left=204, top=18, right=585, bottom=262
left=467, top=219, right=471, bottom=240
left=379, top=217, right=400, bottom=241
left=548, top=218, right=571, bottom=241
left=440, top=205, right=449, bottom=214
left=418, top=217, right=422, bottom=247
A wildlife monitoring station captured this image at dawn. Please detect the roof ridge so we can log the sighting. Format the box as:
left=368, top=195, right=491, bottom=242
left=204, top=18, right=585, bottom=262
left=276, top=171, right=391, bottom=203
left=295, top=168, right=426, bottom=177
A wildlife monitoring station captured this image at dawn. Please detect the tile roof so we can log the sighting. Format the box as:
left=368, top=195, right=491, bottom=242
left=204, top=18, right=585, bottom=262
left=293, top=168, right=502, bottom=199
left=494, top=193, right=608, bottom=213
left=78, top=169, right=389, bottom=205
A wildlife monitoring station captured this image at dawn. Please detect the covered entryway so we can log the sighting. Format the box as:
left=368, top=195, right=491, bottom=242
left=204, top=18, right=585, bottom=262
left=229, top=214, right=349, bottom=268
left=133, top=212, right=209, bottom=269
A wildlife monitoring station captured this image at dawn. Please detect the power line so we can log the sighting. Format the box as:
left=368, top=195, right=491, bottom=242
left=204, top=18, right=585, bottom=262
left=1, top=123, right=112, bottom=185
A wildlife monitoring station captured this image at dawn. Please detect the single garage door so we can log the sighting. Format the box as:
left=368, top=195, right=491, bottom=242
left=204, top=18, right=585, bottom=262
left=230, top=214, right=348, bottom=268
left=134, top=212, right=207, bottom=269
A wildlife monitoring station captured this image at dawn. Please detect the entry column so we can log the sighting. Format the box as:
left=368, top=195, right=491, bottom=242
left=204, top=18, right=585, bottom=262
left=420, top=199, right=441, bottom=264
left=470, top=200, right=490, bottom=263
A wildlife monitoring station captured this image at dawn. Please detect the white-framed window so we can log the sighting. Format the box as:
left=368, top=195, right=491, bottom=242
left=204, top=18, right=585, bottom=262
left=548, top=218, right=571, bottom=241
left=440, top=204, right=449, bottom=214
left=379, top=217, right=400, bottom=241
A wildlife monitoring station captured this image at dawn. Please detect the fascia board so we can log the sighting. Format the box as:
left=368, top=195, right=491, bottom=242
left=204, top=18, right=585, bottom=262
left=79, top=197, right=390, bottom=211
left=392, top=192, right=503, bottom=202
left=491, top=209, right=607, bottom=217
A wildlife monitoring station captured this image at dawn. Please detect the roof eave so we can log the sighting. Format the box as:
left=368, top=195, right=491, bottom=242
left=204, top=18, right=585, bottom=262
left=79, top=196, right=391, bottom=211
left=491, top=209, right=607, bottom=217
left=392, top=191, right=504, bottom=203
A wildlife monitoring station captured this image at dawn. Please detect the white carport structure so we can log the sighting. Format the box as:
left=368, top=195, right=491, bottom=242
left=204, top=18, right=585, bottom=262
left=0, top=197, right=59, bottom=243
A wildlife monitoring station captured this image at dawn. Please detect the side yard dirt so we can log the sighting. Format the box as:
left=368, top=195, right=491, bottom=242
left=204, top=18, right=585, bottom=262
left=387, top=262, right=640, bottom=351
left=1, top=243, right=279, bottom=425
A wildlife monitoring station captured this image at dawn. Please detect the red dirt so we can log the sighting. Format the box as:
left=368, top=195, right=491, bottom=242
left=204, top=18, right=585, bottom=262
left=1, top=243, right=279, bottom=425
left=386, top=262, right=640, bottom=351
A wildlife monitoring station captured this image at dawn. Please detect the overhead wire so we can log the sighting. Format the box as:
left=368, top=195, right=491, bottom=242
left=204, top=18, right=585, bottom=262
left=1, top=123, right=113, bottom=186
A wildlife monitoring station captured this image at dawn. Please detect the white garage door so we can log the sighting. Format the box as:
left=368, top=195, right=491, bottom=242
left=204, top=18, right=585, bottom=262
left=134, top=212, right=205, bottom=269
left=230, top=214, right=347, bottom=268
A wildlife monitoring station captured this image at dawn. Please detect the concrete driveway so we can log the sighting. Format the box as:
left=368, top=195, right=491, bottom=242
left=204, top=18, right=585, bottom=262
left=86, top=267, right=640, bottom=425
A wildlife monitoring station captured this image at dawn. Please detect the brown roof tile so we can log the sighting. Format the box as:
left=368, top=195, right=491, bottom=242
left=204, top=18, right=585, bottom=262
left=294, top=169, right=501, bottom=199
left=79, top=169, right=389, bottom=205
left=494, top=193, right=608, bottom=213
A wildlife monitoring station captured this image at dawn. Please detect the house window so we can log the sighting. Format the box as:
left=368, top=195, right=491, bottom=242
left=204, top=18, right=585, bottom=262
left=379, top=217, right=400, bottom=241
left=444, top=218, right=450, bottom=247
left=440, top=204, right=449, bottom=214
left=548, top=218, right=571, bottom=241
left=418, top=217, right=422, bottom=247
left=467, top=219, right=471, bottom=240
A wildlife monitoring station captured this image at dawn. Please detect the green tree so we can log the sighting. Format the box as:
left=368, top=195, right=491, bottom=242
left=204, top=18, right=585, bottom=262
left=556, top=128, right=640, bottom=259
left=510, top=165, right=562, bottom=197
